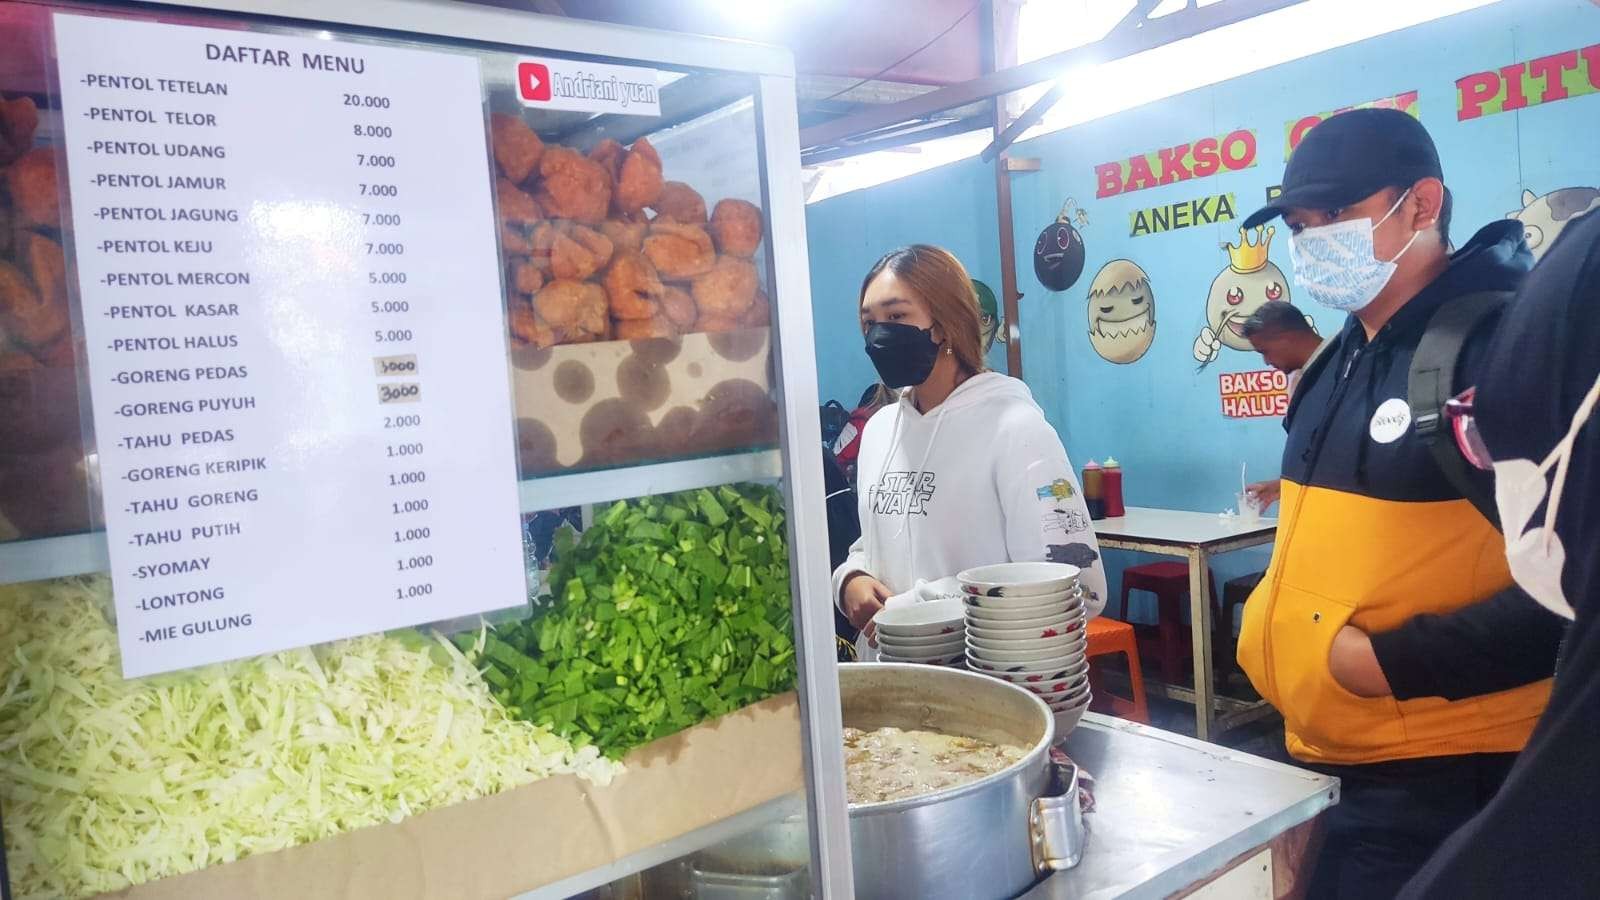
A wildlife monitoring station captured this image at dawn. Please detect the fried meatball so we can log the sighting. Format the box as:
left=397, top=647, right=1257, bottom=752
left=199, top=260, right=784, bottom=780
left=502, top=225, right=533, bottom=256
left=603, top=250, right=664, bottom=321
left=600, top=219, right=648, bottom=253
left=497, top=177, right=542, bottom=226
left=615, top=137, right=664, bottom=215
left=742, top=288, right=772, bottom=328
left=696, top=314, right=746, bottom=334
left=528, top=221, right=560, bottom=268
left=546, top=229, right=607, bottom=281
left=512, top=259, right=544, bottom=295
left=534, top=279, right=609, bottom=342
left=613, top=314, right=678, bottom=341
left=0, top=260, right=65, bottom=348
left=651, top=181, right=707, bottom=225
left=565, top=223, right=615, bottom=268
left=6, top=149, right=59, bottom=229
left=536, top=147, right=612, bottom=224
left=588, top=138, right=626, bottom=181
left=691, top=256, right=759, bottom=319
left=509, top=302, right=557, bottom=349
left=22, top=233, right=67, bottom=310
left=0, top=349, right=36, bottom=372
left=660, top=285, right=699, bottom=331
left=710, top=198, right=764, bottom=258
left=0, top=95, right=39, bottom=166
left=643, top=222, right=716, bottom=280
left=491, top=113, right=545, bottom=184
left=32, top=334, right=77, bottom=368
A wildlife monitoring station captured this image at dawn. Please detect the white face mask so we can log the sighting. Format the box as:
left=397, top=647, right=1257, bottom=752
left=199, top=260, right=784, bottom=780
left=1491, top=371, right=1600, bottom=620
left=1288, top=190, right=1422, bottom=313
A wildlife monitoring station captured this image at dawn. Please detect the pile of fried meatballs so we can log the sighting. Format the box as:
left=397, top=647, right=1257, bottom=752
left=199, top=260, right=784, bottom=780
left=0, top=96, right=69, bottom=373
left=491, top=112, right=769, bottom=347
left=0, top=92, right=91, bottom=540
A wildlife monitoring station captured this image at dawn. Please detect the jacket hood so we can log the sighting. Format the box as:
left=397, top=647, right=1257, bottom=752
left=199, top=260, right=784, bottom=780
left=1433, top=218, right=1533, bottom=297
left=898, top=371, right=1040, bottom=419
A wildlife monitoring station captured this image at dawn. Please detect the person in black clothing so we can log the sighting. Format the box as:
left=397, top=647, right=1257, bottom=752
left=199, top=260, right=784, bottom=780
left=1399, top=210, right=1599, bottom=897
left=1237, top=108, right=1564, bottom=899
left=822, top=447, right=862, bottom=661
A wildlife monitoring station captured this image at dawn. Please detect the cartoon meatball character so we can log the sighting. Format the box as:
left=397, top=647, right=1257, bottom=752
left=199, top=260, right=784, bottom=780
left=1194, top=226, right=1289, bottom=365
left=1086, top=259, right=1154, bottom=364
left=1509, top=187, right=1600, bottom=262
left=1034, top=200, right=1088, bottom=291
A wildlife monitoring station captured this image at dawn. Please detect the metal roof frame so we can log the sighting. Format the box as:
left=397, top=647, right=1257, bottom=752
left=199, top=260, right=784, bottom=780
left=799, top=0, right=1307, bottom=165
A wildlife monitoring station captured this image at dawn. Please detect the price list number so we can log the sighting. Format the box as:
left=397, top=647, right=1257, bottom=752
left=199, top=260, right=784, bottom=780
left=373, top=354, right=417, bottom=375
left=345, top=90, right=435, bottom=608
left=344, top=93, right=391, bottom=108
left=378, top=382, right=420, bottom=404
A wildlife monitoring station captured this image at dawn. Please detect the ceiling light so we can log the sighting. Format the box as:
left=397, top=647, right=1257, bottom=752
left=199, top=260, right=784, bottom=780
left=715, top=0, right=800, bottom=30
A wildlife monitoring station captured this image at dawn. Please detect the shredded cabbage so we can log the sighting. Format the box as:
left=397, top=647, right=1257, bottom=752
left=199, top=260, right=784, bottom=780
left=0, top=576, right=620, bottom=900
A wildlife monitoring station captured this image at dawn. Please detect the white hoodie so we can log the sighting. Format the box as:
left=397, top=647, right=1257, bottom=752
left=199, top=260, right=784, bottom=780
left=832, top=373, right=1109, bottom=648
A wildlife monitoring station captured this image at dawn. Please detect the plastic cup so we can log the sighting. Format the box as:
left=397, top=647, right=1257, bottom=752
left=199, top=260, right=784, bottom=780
left=1236, top=491, right=1261, bottom=525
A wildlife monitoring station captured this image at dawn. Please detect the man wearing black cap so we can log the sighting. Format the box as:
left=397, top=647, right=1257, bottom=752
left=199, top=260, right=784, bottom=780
left=1234, top=108, right=1565, bottom=899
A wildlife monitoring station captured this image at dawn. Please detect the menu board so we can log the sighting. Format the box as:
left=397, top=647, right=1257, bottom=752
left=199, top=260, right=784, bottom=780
left=52, top=14, right=527, bottom=677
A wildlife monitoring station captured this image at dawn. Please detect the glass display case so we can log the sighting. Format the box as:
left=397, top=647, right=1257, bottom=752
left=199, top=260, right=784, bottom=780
left=0, top=1, right=849, bottom=897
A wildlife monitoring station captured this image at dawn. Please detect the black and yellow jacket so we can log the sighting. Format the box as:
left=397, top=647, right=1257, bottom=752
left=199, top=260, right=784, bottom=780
left=1239, top=221, right=1564, bottom=766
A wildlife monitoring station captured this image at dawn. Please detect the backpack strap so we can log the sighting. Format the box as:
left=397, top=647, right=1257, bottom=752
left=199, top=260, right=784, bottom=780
left=1408, top=290, right=1512, bottom=530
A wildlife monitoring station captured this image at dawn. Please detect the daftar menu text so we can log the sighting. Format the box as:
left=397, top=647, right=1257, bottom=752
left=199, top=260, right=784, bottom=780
left=52, top=13, right=527, bottom=677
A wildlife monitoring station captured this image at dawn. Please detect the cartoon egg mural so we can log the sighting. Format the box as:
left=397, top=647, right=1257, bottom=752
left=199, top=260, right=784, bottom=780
left=1033, top=205, right=1087, bottom=292
left=1194, top=226, right=1289, bottom=364
left=1086, top=259, right=1155, bottom=364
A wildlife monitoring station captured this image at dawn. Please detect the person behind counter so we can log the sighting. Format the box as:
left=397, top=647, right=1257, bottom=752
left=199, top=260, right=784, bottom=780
left=832, top=245, right=1107, bottom=653
left=1241, top=300, right=1324, bottom=395
left=1398, top=210, right=1600, bottom=897
left=1242, top=301, right=1325, bottom=510
left=1234, top=108, right=1564, bottom=899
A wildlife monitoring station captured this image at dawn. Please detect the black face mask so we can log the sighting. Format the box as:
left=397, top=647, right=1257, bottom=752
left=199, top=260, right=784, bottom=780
left=865, top=322, right=941, bottom=388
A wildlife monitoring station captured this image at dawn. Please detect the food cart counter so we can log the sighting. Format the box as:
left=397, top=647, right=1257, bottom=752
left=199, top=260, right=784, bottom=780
left=1027, top=714, right=1338, bottom=900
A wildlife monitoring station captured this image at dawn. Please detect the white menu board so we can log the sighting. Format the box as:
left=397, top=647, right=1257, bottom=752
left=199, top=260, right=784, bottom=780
left=53, top=13, right=527, bottom=677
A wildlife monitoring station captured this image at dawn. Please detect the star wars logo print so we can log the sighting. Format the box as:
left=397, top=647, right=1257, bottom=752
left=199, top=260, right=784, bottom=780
left=871, top=471, right=937, bottom=516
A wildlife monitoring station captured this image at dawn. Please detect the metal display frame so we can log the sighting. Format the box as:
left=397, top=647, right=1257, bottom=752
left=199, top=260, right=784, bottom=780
left=0, top=1, right=854, bottom=895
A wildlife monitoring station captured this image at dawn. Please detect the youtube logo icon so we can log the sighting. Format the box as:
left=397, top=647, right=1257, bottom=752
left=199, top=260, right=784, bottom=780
left=512, top=56, right=662, bottom=116
left=517, top=61, right=551, bottom=102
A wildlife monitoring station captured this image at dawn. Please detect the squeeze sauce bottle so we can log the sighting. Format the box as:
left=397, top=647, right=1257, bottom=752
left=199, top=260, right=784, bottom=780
left=1082, top=460, right=1105, bottom=520
left=1102, top=457, right=1125, bottom=518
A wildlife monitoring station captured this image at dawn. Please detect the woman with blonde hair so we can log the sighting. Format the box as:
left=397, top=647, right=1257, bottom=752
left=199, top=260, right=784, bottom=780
left=832, top=245, right=1107, bottom=656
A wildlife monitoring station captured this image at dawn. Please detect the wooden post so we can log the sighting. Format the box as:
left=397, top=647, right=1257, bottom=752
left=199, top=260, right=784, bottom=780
left=984, top=0, right=1024, bottom=378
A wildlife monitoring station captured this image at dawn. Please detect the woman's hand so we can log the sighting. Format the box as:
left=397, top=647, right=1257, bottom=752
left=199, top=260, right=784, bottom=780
left=842, top=572, right=892, bottom=631
left=1328, top=625, right=1393, bottom=698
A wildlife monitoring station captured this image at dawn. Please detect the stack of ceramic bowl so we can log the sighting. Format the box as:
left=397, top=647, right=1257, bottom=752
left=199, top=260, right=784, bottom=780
left=957, top=562, right=1093, bottom=738
left=872, top=597, right=967, bottom=668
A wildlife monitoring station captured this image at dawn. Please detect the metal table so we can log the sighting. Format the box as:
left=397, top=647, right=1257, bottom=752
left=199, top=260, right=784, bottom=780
left=1093, top=508, right=1277, bottom=741
left=1024, top=714, right=1338, bottom=900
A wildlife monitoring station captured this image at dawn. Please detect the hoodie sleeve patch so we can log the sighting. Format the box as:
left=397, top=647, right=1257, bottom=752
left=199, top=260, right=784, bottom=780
left=1047, top=542, right=1100, bottom=568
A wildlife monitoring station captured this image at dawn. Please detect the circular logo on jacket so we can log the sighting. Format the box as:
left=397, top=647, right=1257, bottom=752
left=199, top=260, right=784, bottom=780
left=1369, top=398, right=1412, bottom=444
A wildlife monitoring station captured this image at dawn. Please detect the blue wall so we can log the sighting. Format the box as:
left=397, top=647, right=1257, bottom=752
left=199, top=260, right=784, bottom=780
left=807, top=158, right=1004, bottom=409
left=806, top=0, right=1600, bottom=626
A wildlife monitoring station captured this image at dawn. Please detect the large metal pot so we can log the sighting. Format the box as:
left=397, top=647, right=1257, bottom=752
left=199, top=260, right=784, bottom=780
left=842, top=663, right=1081, bottom=900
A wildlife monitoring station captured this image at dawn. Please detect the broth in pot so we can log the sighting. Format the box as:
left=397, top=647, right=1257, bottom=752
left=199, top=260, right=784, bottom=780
left=843, top=725, right=1028, bottom=804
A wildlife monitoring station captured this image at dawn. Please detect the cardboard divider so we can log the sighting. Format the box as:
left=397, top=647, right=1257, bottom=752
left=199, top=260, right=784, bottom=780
left=105, top=694, right=803, bottom=900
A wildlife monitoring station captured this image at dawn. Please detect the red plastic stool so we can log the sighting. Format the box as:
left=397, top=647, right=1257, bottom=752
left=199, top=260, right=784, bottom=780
left=1119, top=561, right=1218, bottom=684
left=1086, top=617, right=1149, bottom=724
